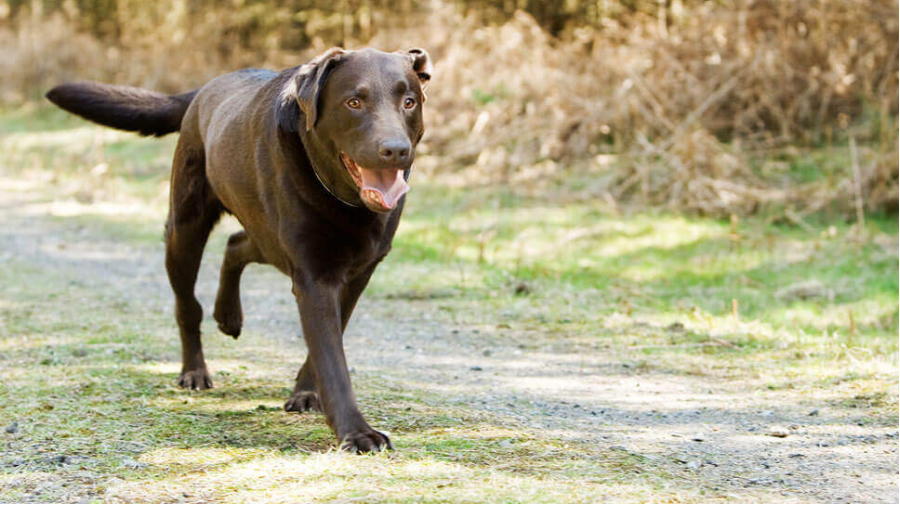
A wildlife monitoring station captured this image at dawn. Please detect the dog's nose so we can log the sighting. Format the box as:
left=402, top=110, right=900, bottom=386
left=378, top=139, right=411, bottom=165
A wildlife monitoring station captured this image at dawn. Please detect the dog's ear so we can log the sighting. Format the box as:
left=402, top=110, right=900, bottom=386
left=278, top=47, right=346, bottom=132
left=405, top=48, right=432, bottom=91
left=275, top=93, right=301, bottom=133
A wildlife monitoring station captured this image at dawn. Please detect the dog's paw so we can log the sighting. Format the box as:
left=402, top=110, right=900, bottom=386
left=178, top=368, right=213, bottom=390
left=213, top=302, right=243, bottom=339
left=284, top=390, right=322, bottom=413
left=340, top=429, right=392, bottom=454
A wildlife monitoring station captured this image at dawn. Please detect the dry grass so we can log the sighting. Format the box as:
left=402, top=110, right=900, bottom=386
left=0, top=0, right=897, bottom=217
left=388, top=2, right=898, bottom=217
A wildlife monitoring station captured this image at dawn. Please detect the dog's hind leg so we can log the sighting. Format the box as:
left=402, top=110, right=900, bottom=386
left=213, top=230, right=265, bottom=338
left=165, top=135, right=223, bottom=390
left=284, top=358, right=321, bottom=413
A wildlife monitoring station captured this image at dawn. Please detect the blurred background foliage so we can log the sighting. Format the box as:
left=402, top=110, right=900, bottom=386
left=0, top=0, right=897, bottom=218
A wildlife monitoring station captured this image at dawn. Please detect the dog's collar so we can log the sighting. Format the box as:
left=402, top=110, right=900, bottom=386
left=309, top=161, right=363, bottom=208
left=299, top=132, right=363, bottom=208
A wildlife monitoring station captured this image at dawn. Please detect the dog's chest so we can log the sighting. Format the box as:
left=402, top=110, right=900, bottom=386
left=299, top=215, right=396, bottom=282
left=347, top=224, right=394, bottom=274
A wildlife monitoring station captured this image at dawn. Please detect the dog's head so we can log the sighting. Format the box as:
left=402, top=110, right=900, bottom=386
left=278, top=47, right=432, bottom=213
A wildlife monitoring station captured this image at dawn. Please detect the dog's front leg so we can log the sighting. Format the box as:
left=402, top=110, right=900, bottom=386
left=291, top=277, right=391, bottom=453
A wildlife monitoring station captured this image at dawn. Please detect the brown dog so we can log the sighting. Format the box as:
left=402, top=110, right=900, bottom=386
left=46, top=47, right=432, bottom=453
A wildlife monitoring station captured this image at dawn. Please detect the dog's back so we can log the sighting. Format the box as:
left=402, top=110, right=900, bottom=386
left=191, top=69, right=279, bottom=144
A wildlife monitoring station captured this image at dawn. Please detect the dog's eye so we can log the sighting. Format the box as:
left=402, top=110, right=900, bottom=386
left=346, top=98, right=362, bottom=109
left=403, top=97, right=416, bottom=109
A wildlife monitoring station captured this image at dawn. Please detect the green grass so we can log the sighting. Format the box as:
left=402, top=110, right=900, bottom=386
left=0, top=106, right=897, bottom=502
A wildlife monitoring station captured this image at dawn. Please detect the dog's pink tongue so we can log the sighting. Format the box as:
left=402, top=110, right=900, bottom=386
left=359, top=168, right=409, bottom=210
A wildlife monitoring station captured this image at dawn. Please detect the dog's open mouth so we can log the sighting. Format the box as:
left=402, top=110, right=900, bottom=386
left=340, top=152, right=410, bottom=212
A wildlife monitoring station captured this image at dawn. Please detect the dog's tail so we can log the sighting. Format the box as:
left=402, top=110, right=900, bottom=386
left=45, top=82, right=198, bottom=137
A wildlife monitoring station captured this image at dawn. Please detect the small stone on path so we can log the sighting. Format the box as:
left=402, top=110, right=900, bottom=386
left=767, top=427, right=790, bottom=438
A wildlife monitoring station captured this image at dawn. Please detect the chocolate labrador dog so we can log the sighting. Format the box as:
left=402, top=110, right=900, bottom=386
left=45, top=47, right=432, bottom=453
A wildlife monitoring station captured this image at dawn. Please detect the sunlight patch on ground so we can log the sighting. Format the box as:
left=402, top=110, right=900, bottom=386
left=368, top=260, right=483, bottom=294
left=422, top=426, right=533, bottom=440
left=0, top=126, right=131, bottom=151
left=131, top=361, right=182, bottom=376
left=499, top=375, right=702, bottom=408
left=0, top=176, right=163, bottom=224
left=151, top=397, right=292, bottom=414
left=106, top=449, right=669, bottom=503
left=0, top=333, right=79, bottom=352
left=442, top=209, right=722, bottom=269
left=778, top=297, right=897, bottom=332
left=43, top=199, right=157, bottom=220
left=139, top=447, right=261, bottom=467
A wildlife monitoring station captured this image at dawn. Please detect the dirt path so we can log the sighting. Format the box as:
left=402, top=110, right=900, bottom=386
left=2, top=183, right=897, bottom=503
